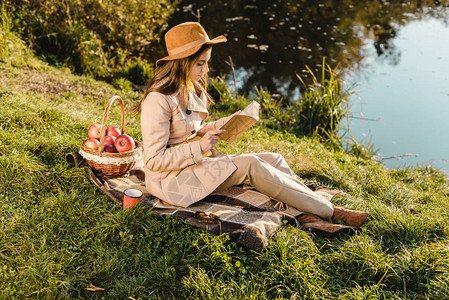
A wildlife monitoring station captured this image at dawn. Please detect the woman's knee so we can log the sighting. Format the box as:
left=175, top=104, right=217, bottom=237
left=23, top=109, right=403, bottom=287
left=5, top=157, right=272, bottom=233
left=253, top=152, right=285, bottom=165
left=230, top=154, right=291, bottom=180
left=271, top=152, right=286, bottom=165
left=231, top=155, right=264, bottom=172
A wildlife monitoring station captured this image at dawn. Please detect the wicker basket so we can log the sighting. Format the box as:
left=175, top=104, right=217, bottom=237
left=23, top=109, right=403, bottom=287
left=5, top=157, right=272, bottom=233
left=79, top=95, right=142, bottom=177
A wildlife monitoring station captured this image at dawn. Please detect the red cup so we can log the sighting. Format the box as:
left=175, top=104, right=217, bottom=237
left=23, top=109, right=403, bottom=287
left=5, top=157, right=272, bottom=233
left=123, top=188, right=143, bottom=208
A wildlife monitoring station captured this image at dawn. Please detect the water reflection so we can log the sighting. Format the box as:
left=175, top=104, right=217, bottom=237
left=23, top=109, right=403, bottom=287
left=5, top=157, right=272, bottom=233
left=167, top=0, right=448, bottom=102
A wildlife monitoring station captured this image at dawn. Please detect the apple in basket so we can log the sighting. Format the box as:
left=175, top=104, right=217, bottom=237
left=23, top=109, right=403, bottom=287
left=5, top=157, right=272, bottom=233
left=103, top=135, right=116, bottom=145
left=84, top=138, right=100, bottom=150
left=106, top=125, right=121, bottom=138
left=114, top=134, right=135, bottom=152
left=103, top=144, right=117, bottom=153
left=88, top=123, right=102, bottom=139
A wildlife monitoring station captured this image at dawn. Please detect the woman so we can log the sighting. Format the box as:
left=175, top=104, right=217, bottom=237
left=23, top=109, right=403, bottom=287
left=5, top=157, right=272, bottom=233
left=139, top=22, right=368, bottom=237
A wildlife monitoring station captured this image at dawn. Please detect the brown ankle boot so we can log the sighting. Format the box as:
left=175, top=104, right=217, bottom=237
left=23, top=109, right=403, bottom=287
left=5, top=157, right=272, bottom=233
left=332, top=206, right=369, bottom=227
left=297, top=213, right=361, bottom=239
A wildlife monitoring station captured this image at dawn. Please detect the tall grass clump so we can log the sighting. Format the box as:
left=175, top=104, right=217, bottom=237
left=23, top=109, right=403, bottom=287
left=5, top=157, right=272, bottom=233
left=255, top=58, right=351, bottom=142
left=294, top=58, right=350, bottom=139
left=3, top=0, right=178, bottom=83
left=209, top=62, right=351, bottom=144
left=254, top=58, right=378, bottom=160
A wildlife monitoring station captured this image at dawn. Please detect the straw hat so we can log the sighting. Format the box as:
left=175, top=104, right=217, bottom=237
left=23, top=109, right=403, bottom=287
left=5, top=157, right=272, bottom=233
left=156, top=22, right=227, bottom=66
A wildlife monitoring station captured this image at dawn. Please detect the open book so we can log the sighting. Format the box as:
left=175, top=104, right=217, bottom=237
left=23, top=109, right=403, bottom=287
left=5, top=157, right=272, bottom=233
left=218, top=101, right=260, bottom=143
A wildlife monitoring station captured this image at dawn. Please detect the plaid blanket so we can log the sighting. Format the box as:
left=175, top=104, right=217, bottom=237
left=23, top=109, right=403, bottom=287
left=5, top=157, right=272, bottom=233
left=66, top=152, right=340, bottom=250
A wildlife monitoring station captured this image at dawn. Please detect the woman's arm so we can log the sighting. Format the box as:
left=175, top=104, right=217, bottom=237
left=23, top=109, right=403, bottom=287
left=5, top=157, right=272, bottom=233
left=141, top=92, right=203, bottom=172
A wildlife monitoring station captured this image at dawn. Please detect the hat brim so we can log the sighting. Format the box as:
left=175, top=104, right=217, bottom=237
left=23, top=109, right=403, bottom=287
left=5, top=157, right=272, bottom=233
left=156, top=35, right=227, bottom=66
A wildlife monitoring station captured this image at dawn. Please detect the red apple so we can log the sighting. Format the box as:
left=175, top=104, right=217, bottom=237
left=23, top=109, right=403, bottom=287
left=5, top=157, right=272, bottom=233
left=114, top=134, right=135, bottom=152
left=88, top=123, right=102, bottom=139
left=103, top=135, right=116, bottom=145
left=84, top=138, right=100, bottom=150
left=106, top=125, right=121, bottom=138
left=103, top=144, right=117, bottom=153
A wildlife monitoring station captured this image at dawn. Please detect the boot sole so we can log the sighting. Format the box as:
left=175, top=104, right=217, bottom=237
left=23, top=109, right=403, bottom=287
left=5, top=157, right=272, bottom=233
left=304, top=226, right=362, bottom=239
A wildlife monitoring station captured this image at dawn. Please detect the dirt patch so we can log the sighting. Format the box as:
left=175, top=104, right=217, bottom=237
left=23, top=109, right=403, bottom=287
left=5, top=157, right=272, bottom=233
left=0, top=64, right=138, bottom=101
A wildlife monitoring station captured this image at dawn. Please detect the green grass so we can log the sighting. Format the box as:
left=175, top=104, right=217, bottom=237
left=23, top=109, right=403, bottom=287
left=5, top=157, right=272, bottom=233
left=1, top=27, right=449, bottom=299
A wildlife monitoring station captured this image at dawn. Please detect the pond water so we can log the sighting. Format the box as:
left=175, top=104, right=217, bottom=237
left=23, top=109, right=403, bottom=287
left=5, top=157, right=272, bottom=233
left=346, top=17, right=449, bottom=174
left=167, top=1, right=449, bottom=174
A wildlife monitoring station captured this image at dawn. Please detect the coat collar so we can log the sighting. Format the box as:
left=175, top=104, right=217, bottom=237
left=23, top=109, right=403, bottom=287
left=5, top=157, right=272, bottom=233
left=162, top=79, right=209, bottom=114
left=187, top=82, right=209, bottom=114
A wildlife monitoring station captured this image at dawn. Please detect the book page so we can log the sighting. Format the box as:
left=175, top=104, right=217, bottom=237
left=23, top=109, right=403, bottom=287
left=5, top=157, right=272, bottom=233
left=218, top=101, right=260, bottom=143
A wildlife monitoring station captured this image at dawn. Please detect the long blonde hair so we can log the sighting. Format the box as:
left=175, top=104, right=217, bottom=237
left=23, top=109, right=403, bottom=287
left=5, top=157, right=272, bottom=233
left=138, top=45, right=213, bottom=113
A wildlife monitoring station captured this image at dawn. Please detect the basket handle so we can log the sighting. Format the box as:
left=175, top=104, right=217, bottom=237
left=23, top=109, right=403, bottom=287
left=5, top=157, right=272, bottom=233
left=98, top=95, right=126, bottom=151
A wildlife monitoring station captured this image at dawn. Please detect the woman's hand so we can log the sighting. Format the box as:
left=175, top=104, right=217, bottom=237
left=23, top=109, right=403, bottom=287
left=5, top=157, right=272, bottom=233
left=225, top=110, right=242, bottom=123
left=200, top=129, right=225, bottom=152
left=197, top=110, right=242, bottom=137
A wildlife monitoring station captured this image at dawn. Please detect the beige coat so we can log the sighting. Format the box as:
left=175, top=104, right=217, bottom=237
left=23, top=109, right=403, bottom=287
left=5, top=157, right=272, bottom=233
left=140, top=85, right=237, bottom=207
